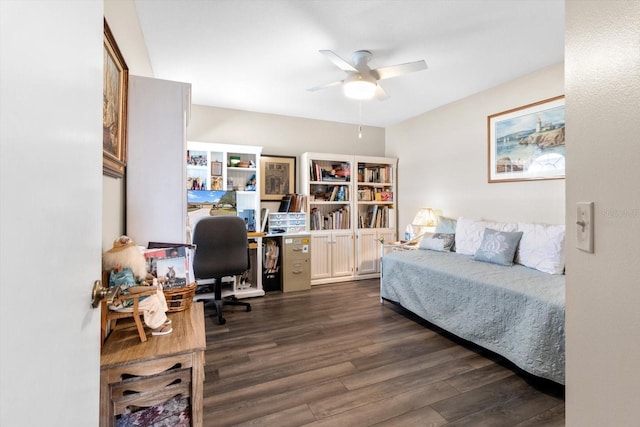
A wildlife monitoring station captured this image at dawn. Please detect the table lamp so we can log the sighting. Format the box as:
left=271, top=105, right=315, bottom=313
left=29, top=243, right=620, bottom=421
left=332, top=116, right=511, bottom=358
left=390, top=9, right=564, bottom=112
left=411, top=207, right=439, bottom=238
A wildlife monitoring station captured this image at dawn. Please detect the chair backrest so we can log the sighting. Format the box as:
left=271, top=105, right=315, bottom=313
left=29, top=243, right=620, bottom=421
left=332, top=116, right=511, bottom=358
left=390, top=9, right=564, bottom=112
left=192, top=216, right=249, bottom=279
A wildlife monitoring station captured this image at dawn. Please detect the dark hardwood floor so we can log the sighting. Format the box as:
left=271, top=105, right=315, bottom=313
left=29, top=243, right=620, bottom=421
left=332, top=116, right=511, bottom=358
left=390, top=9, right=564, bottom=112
left=202, top=279, right=564, bottom=426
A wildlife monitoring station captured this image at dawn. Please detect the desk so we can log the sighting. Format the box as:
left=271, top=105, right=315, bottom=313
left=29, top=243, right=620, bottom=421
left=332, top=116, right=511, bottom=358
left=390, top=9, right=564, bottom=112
left=100, top=302, right=206, bottom=426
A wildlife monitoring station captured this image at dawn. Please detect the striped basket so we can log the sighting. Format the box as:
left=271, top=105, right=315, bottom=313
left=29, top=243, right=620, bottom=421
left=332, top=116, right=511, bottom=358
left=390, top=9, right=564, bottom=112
left=162, top=282, right=197, bottom=312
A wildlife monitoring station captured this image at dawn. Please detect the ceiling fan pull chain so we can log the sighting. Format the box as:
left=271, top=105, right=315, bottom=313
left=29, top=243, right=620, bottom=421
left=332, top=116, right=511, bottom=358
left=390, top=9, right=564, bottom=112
left=358, top=101, right=363, bottom=139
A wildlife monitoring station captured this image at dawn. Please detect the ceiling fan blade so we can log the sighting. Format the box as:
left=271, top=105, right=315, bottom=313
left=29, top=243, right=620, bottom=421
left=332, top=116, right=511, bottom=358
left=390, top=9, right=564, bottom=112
left=372, top=60, right=427, bottom=80
left=319, top=50, right=358, bottom=72
left=375, top=84, right=389, bottom=101
left=307, top=80, right=343, bottom=92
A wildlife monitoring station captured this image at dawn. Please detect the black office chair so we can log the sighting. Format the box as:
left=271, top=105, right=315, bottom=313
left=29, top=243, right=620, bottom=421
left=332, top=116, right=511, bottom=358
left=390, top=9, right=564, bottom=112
left=192, top=216, right=251, bottom=325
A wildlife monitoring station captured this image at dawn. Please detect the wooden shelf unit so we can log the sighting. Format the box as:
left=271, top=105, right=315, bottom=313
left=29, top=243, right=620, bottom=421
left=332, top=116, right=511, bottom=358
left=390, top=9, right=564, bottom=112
left=301, top=153, right=397, bottom=284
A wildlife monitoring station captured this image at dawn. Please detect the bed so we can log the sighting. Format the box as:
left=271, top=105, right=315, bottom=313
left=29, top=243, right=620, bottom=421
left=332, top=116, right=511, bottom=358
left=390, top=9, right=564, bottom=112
left=380, top=246, right=565, bottom=384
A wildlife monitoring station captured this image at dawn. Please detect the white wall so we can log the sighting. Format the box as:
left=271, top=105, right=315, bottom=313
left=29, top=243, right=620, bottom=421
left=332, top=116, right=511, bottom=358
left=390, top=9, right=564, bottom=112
left=1, top=1, right=103, bottom=425
left=565, top=1, right=640, bottom=425
left=189, top=105, right=385, bottom=156
left=386, top=63, right=565, bottom=230
left=103, top=0, right=154, bottom=250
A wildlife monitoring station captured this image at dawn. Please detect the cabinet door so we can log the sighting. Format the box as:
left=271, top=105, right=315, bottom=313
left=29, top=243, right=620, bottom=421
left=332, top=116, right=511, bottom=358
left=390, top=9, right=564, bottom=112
left=331, top=230, right=354, bottom=278
left=356, top=229, right=378, bottom=276
left=128, top=76, right=190, bottom=246
left=310, top=232, right=332, bottom=280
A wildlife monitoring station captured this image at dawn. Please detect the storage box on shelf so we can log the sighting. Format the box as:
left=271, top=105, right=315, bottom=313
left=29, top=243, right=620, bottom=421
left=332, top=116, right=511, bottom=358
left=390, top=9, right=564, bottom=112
left=268, top=212, right=307, bottom=234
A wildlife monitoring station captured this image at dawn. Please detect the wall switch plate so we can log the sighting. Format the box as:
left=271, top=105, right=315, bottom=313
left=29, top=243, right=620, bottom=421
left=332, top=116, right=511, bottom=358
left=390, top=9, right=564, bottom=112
left=576, top=202, right=594, bottom=253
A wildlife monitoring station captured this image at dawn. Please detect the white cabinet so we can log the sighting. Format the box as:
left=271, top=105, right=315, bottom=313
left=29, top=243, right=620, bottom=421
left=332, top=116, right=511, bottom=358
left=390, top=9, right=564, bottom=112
left=186, top=141, right=264, bottom=298
left=301, top=152, right=397, bottom=285
left=354, top=156, right=398, bottom=278
left=310, top=230, right=354, bottom=283
left=127, top=76, right=191, bottom=246
left=302, top=153, right=354, bottom=285
left=356, top=228, right=397, bottom=277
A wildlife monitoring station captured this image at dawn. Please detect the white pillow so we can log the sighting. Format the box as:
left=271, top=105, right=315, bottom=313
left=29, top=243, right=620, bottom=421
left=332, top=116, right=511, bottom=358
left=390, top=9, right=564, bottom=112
left=455, top=217, right=518, bottom=255
left=515, top=223, right=565, bottom=274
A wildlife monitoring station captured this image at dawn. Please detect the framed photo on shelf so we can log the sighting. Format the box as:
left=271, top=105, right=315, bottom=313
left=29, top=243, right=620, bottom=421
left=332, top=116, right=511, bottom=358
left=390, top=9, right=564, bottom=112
left=260, top=155, right=296, bottom=201
left=488, top=95, right=565, bottom=183
left=211, top=161, right=222, bottom=176
left=102, top=19, right=129, bottom=178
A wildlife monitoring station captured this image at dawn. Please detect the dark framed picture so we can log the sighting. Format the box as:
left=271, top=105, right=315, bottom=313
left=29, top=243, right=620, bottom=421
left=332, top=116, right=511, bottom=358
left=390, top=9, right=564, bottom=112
left=260, top=155, right=296, bottom=201
left=103, top=19, right=129, bottom=178
left=488, top=95, right=565, bottom=183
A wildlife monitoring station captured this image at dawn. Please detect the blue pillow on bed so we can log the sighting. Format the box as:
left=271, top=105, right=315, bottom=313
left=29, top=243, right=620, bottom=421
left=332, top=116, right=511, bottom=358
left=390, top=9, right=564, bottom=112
left=473, top=228, right=523, bottom=266
left=435, top=216, right=457, bottom=234
left=419, top=233, right=455, bottom=252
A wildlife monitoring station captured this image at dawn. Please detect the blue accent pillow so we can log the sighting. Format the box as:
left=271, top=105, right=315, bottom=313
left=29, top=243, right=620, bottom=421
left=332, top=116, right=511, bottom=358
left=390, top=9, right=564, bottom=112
left=419, top=233, right=456, bottom=252
left=473, top=228, right=524, bottom=266
left=435, top=216, right=457, bottom=234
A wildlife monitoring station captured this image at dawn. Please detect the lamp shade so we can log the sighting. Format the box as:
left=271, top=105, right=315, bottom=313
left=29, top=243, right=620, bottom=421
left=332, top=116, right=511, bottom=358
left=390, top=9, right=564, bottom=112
left=411, top=207, right=439, bottom=238
left=412, top=207, right=438, bottom=228
left=343, top=74, right=377, bottom=100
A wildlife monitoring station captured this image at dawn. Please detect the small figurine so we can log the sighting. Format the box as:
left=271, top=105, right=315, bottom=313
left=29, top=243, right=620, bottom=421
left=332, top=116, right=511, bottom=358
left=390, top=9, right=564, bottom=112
left=102, top=236, right=172, bottom=336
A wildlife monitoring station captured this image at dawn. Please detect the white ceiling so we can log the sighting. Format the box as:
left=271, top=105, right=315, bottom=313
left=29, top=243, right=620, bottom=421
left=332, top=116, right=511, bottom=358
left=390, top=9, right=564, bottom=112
left=134, top=0, right=564, bottom=128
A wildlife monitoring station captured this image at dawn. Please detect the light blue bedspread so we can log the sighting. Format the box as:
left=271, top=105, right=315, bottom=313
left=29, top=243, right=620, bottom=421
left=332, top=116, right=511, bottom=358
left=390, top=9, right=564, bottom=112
left=381, top=249, right=565, bottom=384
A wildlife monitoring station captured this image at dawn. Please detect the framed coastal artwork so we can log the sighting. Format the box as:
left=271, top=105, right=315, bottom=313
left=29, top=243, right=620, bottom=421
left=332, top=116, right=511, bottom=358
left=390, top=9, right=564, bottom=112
left=488, top=95, right=565, bottom=183
left=260, top=155, right=296, bottom=201
left=103, top=19, right=129, bottom=178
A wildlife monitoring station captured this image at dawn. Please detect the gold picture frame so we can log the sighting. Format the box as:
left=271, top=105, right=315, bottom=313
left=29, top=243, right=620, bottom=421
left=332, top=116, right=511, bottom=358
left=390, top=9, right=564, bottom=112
left=488, top=95, right=565, bottom=183
left=260, top=155, right=296, bottom=201
left=103, top=19, right=128, bottom=178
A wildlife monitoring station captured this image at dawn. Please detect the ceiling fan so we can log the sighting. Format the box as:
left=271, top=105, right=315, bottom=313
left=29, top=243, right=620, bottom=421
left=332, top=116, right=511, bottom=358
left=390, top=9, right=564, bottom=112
left=308, top=50, right=427, bottom=100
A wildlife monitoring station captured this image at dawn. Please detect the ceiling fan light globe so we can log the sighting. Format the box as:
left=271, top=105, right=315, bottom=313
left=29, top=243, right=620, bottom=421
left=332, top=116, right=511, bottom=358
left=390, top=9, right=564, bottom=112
left=343, top=80, right=377, bottom=100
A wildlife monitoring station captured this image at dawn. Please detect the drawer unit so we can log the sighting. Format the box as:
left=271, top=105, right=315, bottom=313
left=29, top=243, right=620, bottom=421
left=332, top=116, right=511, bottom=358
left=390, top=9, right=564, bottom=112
left=282, top=234, right=311, bottom=292
left=268, top=212, right=308, bottom=234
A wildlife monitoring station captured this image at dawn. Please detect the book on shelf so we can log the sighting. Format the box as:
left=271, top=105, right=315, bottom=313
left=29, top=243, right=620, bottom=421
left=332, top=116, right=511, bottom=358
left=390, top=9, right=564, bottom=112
left=309, top=161, right=323, bottom=181
left=278, top=193, right=306, bottom=212
left=260, top=208, right=269, bottom=232
left=358, top=165, right=391, bottom=183
left=309, top=206, right=350, bottom=230
left=329, top=186, right=339, bottom=201
left=369, top=205, right=379, bottom=228
left=278, top=194, right=292, bottom=212
left=289, top=193, right=307, bottom=212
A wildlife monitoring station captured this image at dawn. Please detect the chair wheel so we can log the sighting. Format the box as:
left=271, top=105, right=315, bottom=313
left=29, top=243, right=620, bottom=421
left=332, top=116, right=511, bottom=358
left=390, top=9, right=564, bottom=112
left=217, top=317, right=226, bottom=325
left=246, top=306, right=252, bottom=312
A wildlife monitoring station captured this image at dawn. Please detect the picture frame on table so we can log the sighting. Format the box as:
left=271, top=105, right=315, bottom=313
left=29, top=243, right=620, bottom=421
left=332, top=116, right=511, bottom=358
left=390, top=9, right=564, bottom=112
left=102, top=19, right=129, bottom=179
left=260, top=155, right=296, bottom=201
left=488, top=95, right=565, bottom=183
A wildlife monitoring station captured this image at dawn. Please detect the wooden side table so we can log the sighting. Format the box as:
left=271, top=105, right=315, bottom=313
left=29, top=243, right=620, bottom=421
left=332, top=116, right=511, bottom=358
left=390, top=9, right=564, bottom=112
left=100, top=302, right=206, bottom=426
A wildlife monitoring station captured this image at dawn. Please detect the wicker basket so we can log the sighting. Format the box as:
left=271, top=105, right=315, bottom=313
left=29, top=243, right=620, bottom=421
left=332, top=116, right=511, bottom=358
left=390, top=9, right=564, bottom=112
left=163, top=282, right=197, bottom=312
